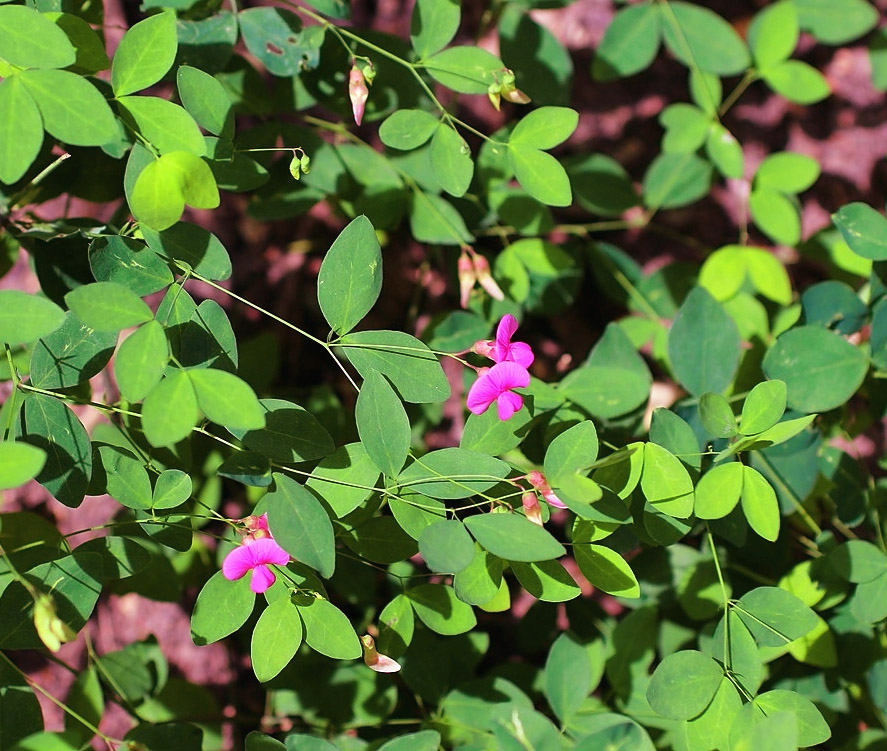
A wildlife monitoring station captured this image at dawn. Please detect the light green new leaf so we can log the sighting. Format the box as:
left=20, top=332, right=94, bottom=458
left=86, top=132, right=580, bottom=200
left=266, top=474, right=335, bottom=578
left=65, top=282, right=152, bottom=332
left=641, top=442, right=694, bottom=518
left=118, top=95, right=206, bottom=158
left=398, top=448, right=507, bottom=500
left=191, top=571, right=254, bottom=645
left=407, top=583, right=477, bottom=635
left=464, top=513, right=565, bottom=562
left=140, top=369, right=200, bottom=447
left=317, top=215, right=382, bottom=335
left=762, top=60, right=830, bottom=104
left=424, top=46, right=503, bottom=94
left=305, top=443, right=380, bottom=518
left=130, top=151, right=219, bottom=230
left=740, top=466, right=780, bottom=541
left=592, top=2, right=662, bottom=81
left=748, top=1, right=798, bottom=70
left=115, top=321, right=169, bottom=402
left=740, top=380, right=787, bottom=435
left=111, top=11, right=178, bottom=97
left=188, top=368, right=265, bottom=431
left=755, top=152, right=820, bottom=193
left=646, top=650, right=723, bottom=720
left=251, top=596, right=303, bottom=682
left=705, top=124, right=744, bottom=179
left=296, top=596, right=361, bottom=659
left=0, top=5, right=75, bottom=69
left=379, top=109, right=440, bottom=150
left=750, top=186, right=800, bottom=246
left=643, top=151, right=712, bottom=209
left=660, top=1, right=750, bottom=75
left=832, top=202, right=887, bottom=260
left=544, top=633, right=592, bottom=725
left=735, top=586, right=818, bottom=647
left=509, top=145, right=572, bottom=207
left=699, top=393, right=737, bottom=438
left=544, top=421, right=599, bottom=483
left=152, top=469, right=192, bottom=510
left=356, top=370, right=410, bottom=478
left=430, top=124, right=473, bottom=197
left=0, top=77, right=43, bottom=185
left=340, top=329, right=449, bottom=403
left=694, top=462, right=743, bottom=520
left=0, top=441, right=47, bottom=491
left=410, top=0, right=460, bottom=59
left=19, top=69, right=117, bottom=147
left=575, top=543, right=640, bottom=598
left=510, top=107, right=579, bottom=150
left=177, top=66, right=234, bottom=139
left=660, top=103, right=710, bottom=153
left=0, top=291, right=64, bottom=346
left=794, top=0, right=877, bottom=45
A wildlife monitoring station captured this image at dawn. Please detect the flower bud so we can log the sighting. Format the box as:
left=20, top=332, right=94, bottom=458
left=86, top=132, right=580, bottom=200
left=361, top=634, right=401, bottom=673
left=34, top=593, right=76, bottom=652
left=501, top=70, right=516, bottom=88
left=362, top=63, right=376, bottom=85
left=472, top=254, right=504, bottom=301
left=502, top=87, right=532, bottom=105
left=288, top=154, right=301, bottom=181
left=458, top=250, right=476, bottom=309
left=487, top=83, right=502, bottom=111
left=299, top=154, right=311, bottom=175
left=349, top=65, right=369, bottom=126
left=471, top=338, right=495, bottom=358
left=522, top=491, right=543, bottom=527
left=527, top=470, right=567, bottom=509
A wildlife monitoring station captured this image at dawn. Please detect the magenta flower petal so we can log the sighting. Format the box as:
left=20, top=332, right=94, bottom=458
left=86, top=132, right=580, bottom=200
left=222, top=545, right=256, bottom=582
left=488, top=314, right=535, bottom=367
left=489, top=360, right=531, bottom=390
left=250, top=536, right=291, bottom=566
left=250, top=565, right=276, bottom=593
left=466, top=368, right=500, bottom=415
left=497, top=390, right=523, bottom=420
left=496, top=314, right=519, bottom=348
left=508, top=341, right=535, bottom=368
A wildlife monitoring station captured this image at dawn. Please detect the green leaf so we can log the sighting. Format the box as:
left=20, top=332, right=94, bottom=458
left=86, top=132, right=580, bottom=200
left=306, top=443, right=380, bottom=518
left=408, top=190, right=473, bottom=245
left=340, top=330, right=450, bottom=403
left=152, top=469, right=192, bottom=510
left=510, top=107, right=579, bottom=150
left=735, top=586, right=818, bottom=647
left=567, top=154, right=640, bottom=216
left=753, top=690, right=831, bottom=747
left=740, top=380, right=787, bottom=435
left=0, top=5, right=75, bottom=69
left=111, top=11, right=177, bottom=96
left=699, top=393, right=737, bottom=438
left=64, top=281, right=152, bottom=332
left=832, top=202, right=887, bottom=260
left=740, top=465, right=780, bottom=541
left=19, top=69, right=116, bottom=147
left=64, top=666, right=104, bottom=744
left=378, top=731, right=441, bottom=751
left=230, top=398, right=334, bottom=463
left=430, top=124, right=473, bottom=198
left=130, top=151, right=219, bottom=231
left=118, top=95, right=206, bottom=156
left=793, top=0, right=877, bottom=45
left=398, top=448, right=508, bottom=500
left=640, top=442, right=694, bottom=518
left=711, top=611, right=763, bottom=696
left=460, top=403, right=532, bottom=455
left=0, top=441, right=46, bottom=491
left=646, top=650, right=724, bottom=720
left=642, top=151, right=712, bottom=209
left=188, top=368, right=265, bottom=431
left=406, top=583, right=477, bottom=635
left=238, top=7, right=321, bottom=77
left=16, top=393, right=92, bottom=507
left=418, top=520, right=475, bottom=574
left=509, top=145, right=572, bottom=207
left=114, top=320, right=169, bottom=402
left=748, top=1, right=798, bottom=69
left=267, top=474, right=335, bottom=578
left=345, top=515, right=418, bottom=564
left=0, top=77, right=43, bottom=184
left=705, top=124, right=744, bottom=179
left=356, top=371, right=411, bottom=478
left=0, top=291, right=64, bottom=346
left=191, top=570, right=254, bottom=645
left=464, top=513, right=565, bottom=562
left=295, top=596, right=361, bottom=659
left=317, top=215, right=382, bottom=335
left=544, top=633, right=592, bottom=724
left=575, top=543, right=640, bottom=598
left=251, top=596, right=303, bottom=682
left=453, top=546, right=503, bottom=606
left=668, top=287, right=741, bottom=396
left=47, top=12, right=109, bottom=75
left=96, top=445, right=152, bottom=509
left=424, top=46, right=503, bottom=94
left=177, top=66, right=234, bottom=139
left=660, top=1, right=750, bottom=75
left=379, top=109, right=440, bottom=150
left=512, top=559, right=581, bottom=603
left=762, top=60, right=830, bottom=104
left=694, top=462, right=743, bottom=520
left=88, top=236, right=174, bottom=296
left=762, top=325, right=867, bottom=412
left=559, top=322, right=652, bottom=419
left=378, top=593, right=414, bottom=657
left=828, top=540, right=887, bottom=583
left=140, top=369, right=200, bottom=447
left=755, top=152, right=820, bottom=193
left=660, top=103, right=710, bottom=153
left=650, top=407, right=701, bottom=471
left=410, top=0, right=460, bottom=58
left=141, top=221, right=232, bottom=281
left=592, top=2, right=662, bottom=81
left=544, top=421, right=599, bottom=482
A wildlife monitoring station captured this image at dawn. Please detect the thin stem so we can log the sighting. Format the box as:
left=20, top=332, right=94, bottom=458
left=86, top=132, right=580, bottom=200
left=719, top=72, right=757, bottom=118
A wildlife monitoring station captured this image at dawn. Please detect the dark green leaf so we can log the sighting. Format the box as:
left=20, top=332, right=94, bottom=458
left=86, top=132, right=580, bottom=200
left=464, top=513, right=565, bottom=561
left=660, top=1, right=750, bottom=75
left=418, top=519, right=475, bottom=573
left=410, top=0, right=459, bottom=58
left=356, top=370, right=411, bottom=478
left=267, top=474, right=335, bottom=578
left=231, top=398, right=334, bottom=463
left=29, top=311, right=116, bottom=389
left=646, top=650, right=723, bottom=720
left=251, top=596, right=303, bottom=681
left=88, top=236, right=174, bottom=296
left=190, top=571, right=254, bottom=645
left=398, top=448, right=508, bottom=499
left=406, top=583, right=477, bottom=635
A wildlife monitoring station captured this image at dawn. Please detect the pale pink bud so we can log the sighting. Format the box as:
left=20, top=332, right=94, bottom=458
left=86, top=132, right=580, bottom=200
left=527, top=470, right=567, bottom=509
left=522, top=491, right=543, bottom=526
left=349, top=65, right=368, bottom=126
left=472, top=339, right=496, bottom=358
left=472, top=254, right=505, bottom=301
left=361, top=634, right=401, bottom=673
left=458, top=251, right=476, bottom=309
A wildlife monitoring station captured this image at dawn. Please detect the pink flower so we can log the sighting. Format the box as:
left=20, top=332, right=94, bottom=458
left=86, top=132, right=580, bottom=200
left=349, top=65, right=368, bottom=126
left=522, top=491, right=543, bottom=526
left=527, top=470, right=566, bottom=509
left=222, top=526, right=290, bottom=594
left=473, top=314, right=534, bottom=368
left=467, top=361, right=530, bottom=421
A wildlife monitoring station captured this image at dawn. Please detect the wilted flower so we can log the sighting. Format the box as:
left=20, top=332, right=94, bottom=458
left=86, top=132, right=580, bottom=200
left=472, top=254, right=505, bottom=301
left=467, top=361, right=530, bottom=421
left=527, top=470, right=566, bottom=509
left=458, top=250, right=476, bottom=309
left=222, top=514, right=290, bottom=594
left=361, top=634, right=401, bottom=673
left=348, top=64, right=369, bottom=126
